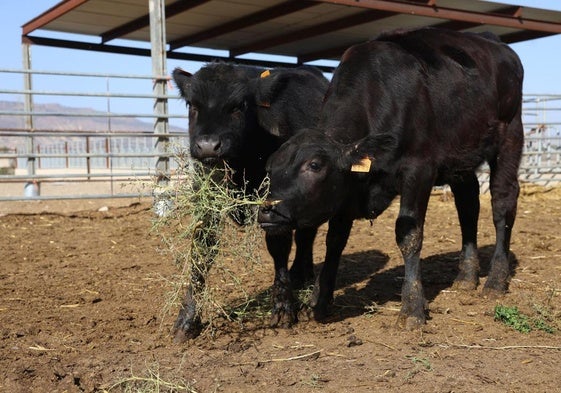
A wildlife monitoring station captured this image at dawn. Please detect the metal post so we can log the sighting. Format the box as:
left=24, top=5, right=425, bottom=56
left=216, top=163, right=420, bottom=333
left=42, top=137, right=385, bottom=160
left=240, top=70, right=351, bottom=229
left=22, top=42, right=38, bottom=195
left=105, top=137, right=110, bottom=169
left=149, top=0, right=169, bottom=183
left=86, top=136, right=91, bottom=180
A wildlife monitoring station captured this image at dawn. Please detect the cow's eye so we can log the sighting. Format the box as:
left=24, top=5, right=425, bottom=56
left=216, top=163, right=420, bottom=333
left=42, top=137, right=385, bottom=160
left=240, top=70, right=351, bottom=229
left=308, top=160, right=322, bottom=172
left=232, top=101, right=247, bottom=114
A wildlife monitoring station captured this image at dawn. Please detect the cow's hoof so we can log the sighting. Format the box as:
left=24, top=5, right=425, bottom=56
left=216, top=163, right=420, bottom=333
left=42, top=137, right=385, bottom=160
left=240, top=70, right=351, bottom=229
left=270, top=302, right=298, bottom=328
left=452, top=278, right=478, bottom=291
left=396, top=313, right=425, bottom=330
left=297, top=304, right=314, bottom=322
left=172, top=317, right=203, bottom=343
left=481, top=285, right=506, bottom=299
left=482, top=275, right=508, bottom=298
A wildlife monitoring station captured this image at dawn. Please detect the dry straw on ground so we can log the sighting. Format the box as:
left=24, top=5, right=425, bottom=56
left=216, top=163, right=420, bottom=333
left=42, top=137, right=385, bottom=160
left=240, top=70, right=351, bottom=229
left=152, top=154, right=270, bottom=336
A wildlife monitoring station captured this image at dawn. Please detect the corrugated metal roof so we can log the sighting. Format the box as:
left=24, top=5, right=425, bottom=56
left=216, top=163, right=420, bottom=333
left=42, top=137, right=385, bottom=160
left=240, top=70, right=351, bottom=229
left=21, top=0, right=561, bottom=68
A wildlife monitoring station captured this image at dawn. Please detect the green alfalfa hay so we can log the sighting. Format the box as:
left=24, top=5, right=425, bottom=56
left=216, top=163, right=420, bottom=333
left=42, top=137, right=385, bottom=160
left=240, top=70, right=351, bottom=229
left=494, top=304, right=556, bottom=334
left=152, top=153, right=270, bottom=334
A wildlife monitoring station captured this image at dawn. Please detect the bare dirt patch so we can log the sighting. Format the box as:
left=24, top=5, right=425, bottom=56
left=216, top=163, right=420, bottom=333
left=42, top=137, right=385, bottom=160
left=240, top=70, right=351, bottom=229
left=1, top=186, right=560, bottom=392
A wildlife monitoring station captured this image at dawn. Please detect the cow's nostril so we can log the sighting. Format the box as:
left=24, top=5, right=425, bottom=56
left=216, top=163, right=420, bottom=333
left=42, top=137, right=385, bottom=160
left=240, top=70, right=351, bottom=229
left=258, top=204, right=275, bottom=222
left=195, top=137, right=221, bottom=157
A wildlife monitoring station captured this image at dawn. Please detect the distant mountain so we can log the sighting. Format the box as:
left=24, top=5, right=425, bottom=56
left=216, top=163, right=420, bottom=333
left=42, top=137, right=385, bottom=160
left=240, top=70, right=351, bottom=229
left=0, top=100, right=186, bottom=150
left=0, top=100, right=184, bottom=132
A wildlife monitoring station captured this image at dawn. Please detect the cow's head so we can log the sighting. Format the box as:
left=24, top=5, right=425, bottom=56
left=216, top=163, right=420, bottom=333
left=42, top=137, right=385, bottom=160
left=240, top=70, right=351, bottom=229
left=172, top=64, right=259, bottom=166
left=258, top=129, right=397, bottom=233
left=254, top=66, right=328, bottom=141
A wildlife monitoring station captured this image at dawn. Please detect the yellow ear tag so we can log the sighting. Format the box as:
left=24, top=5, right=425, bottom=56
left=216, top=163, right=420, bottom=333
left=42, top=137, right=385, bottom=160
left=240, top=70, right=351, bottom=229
left=351, top=157, right=372, bottom=173
left=260, top=69, right=271, bottom=78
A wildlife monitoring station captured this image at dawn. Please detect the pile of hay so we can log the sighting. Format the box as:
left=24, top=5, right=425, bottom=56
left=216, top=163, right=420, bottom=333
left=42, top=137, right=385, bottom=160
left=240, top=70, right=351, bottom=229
left=152, top=155, right=271, bottom=334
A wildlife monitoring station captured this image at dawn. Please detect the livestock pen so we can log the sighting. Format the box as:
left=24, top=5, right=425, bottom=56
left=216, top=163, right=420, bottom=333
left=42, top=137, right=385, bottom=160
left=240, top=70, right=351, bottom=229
left=1, top=67, right=560, bottom=392
left=1, top=68, right=561, bottom=201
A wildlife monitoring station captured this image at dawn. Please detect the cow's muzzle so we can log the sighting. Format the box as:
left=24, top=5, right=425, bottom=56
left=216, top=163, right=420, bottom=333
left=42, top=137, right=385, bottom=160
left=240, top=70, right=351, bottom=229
left=192, top=135, right=225, bottom=162
left=258, top=199, right=292, bottom=232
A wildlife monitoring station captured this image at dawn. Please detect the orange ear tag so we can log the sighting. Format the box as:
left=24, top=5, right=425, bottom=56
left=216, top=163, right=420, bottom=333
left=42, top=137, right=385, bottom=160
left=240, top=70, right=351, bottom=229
left=351, top=157, right=372, bottom=173
left=260, top=70, right=271, bottom=78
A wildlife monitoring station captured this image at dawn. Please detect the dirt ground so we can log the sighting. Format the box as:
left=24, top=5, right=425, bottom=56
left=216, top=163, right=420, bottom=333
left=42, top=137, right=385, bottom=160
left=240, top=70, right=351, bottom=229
left=1, top=185, right=560, bottom=393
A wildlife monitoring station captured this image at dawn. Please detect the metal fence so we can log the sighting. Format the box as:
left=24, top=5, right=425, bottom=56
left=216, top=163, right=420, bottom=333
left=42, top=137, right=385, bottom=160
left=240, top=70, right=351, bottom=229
left=477, top=94, right=561, bottom=192
left=1, top=68, right=560, bottom=201
left=0, top=68, right=188, bottom=200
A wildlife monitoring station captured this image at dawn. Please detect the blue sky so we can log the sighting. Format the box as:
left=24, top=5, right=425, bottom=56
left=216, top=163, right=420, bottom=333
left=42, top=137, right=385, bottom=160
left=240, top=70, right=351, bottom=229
left=1, top=0, right=560, bottom=126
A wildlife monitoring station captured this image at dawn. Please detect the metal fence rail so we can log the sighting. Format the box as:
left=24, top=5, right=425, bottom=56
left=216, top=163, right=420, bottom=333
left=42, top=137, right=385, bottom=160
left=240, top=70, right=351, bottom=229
left=1, top=130, right=187, bottom=171
left=1, top=68, right=560, bottom=201
left=0, top=68, right=188, bottom=200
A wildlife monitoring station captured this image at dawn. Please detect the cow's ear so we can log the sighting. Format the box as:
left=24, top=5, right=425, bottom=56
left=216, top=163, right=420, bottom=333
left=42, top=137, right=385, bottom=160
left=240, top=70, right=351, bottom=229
left=255, top=70, right=286, bottom=108
left=344, top=137, right=373, bottom=173
left=346, top=146, right=373, bottom=174
left=255, top=70, right=288, bottom=138
left=345, top=133, right=398, bottom=173
left=172, top=67, right=193, bottom=99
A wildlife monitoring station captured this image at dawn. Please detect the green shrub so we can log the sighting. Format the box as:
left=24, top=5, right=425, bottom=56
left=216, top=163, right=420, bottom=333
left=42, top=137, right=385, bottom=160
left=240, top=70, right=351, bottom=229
left=494, top=304, right=556, bottom=334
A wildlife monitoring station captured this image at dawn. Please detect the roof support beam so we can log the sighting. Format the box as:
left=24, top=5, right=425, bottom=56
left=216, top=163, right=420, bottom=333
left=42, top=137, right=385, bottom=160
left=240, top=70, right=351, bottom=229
left=22, top=35, right=335, bottom=72
left=297, top=3, right=556, bottom=63
left=311, top=0, right=561, bottom=34
left=169, top=0, right=318, bottom=50
left=230, top=9, right=396, bottom=58
left=22, top=0, right=89, bottom=36
left=23, top=35, right=155, bottom=57
left=101, top=0, right=210, bottom=43
left=430, top=6, right=524, bottom=31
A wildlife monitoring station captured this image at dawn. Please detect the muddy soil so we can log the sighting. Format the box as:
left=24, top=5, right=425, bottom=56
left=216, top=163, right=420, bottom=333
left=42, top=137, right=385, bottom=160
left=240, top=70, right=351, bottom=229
left=1, top=186, right=560, bottom=392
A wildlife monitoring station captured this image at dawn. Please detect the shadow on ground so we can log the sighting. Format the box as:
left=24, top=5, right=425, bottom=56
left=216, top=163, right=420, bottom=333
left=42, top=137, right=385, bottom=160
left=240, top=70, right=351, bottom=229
left=227, top=244, right=518, bottom=327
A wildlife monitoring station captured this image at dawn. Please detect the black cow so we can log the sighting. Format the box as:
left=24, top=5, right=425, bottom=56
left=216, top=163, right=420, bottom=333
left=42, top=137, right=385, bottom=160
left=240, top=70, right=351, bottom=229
left=258, top=28, right=524, bottom=329
left=171, top=62, right=328, bottom=341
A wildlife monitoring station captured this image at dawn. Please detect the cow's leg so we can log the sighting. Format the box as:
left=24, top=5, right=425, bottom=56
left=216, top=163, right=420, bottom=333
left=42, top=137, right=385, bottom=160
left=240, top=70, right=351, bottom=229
left=267, top=230, right=298, bottom=327
left=484, top=119, right=523, bottom=297
left=173, top=253, right=216, bottom=343
left=310, top=214, right=353, bottom=320
left=450, top=172, right=481, bottom=290
left=396, top=168, right=434, bottom=330
left=289, top=227, right=317, bottom=288
left=172, top=211, right=219, bottom=343
left=172, top=274, right=205, bottom=343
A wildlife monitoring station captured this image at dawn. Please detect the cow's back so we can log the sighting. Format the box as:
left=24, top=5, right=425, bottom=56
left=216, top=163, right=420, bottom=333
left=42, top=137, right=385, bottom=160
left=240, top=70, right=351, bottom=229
left=322, top=28, right=523, bottom=169
left=379, top=28, right=523, bottom=122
